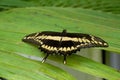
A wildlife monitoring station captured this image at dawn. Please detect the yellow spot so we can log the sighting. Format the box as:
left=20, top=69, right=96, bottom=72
left=34, top=33, right=39, bottom=37
left=86, top=39, right=90, bottom=43
left=62, top=37, right=71, bottom=41
left=62, top=47, right=67, bottom=51
left=71, top=46, right=74, bottom=50
left=104, top=43, right=107, bottom=46
left=45, top=36, right=79, bottom=42
left=91, top=41, right=94, bottom=43
left=46, top=36, right=61, bottom=41
left=42, top=44, right=45, bottom=48
left=35, top=39, right=43, bottom=44
left=38, top=40, right=42, bottom=43
left=62, top=37, right=78, bottom=42
left=59, top=47, right=62, bottom=51
left=47, top=46, right=51, bottom=50
left=91, top=35, right=95, bottom=41
left=67, top=47, right=71, bottom=51
left=81, top=44, right=83, bottom=46
left=94, top=41, right=98, bottom=44
left=98, top=42, right=102, bottom=44
left=27, top=36, right=34, bottom=39
left=45, top=45, right=48, bottom=48
left=36, top=35, right=47, bottom=39
left=82, top=39, right=87, bottom=43
left=54, top=47, right=57, bottom=50
left=78, top=38, right=82, bottom=42
left=77, top=45, right=80, bottom=47
left=50, top=46, right=54, bottom=50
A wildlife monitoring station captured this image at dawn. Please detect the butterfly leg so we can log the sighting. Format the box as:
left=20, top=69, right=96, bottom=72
left=42, top=53, right=49, bottom=63
left=63, top=54, right=67, bottom=64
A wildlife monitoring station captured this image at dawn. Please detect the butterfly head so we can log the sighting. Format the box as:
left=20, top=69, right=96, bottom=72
left=63, top=29, right=67, bottom=33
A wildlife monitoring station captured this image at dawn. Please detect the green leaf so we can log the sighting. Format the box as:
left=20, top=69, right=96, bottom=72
left=0, top=50, right=75, bottom=80
left=0, top=7, right=120, bottom=80
left=0, top=0, right=120, bottom=14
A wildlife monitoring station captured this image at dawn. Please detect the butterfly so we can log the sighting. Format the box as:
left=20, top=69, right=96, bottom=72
left=22, top=30, right=108, bottom=64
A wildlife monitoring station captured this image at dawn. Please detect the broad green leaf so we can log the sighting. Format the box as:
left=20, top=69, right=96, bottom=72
left=0, top=50, right=75, bottom=80
left=0, top=7, right=120, bottom=80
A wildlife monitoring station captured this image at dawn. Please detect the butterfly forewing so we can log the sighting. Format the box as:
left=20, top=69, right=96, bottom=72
left=23, top=31, right=108, bottom=53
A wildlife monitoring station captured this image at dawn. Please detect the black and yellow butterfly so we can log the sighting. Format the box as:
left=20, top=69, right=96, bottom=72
left=22, top=30, right=108, bottom=64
